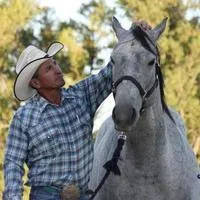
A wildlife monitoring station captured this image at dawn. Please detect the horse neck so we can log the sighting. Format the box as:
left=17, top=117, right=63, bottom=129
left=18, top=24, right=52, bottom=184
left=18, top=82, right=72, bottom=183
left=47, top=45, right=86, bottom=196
left=124, top=86, right=167, bottom=166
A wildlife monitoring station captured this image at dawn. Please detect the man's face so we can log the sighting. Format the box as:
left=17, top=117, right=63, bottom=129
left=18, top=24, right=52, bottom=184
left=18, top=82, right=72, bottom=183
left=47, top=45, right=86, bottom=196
left=35, top=58, right=65, bottom=90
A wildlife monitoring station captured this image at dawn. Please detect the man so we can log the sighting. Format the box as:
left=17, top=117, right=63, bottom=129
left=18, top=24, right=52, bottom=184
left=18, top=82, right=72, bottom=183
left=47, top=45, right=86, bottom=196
left=3, top=21, right=151, bottom=200
left=3, top=41, right=112, bottom=200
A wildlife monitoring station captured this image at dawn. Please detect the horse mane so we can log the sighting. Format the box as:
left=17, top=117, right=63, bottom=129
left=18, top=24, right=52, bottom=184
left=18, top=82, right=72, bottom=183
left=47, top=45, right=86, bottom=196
left=131, top=25, right=175, bottom=122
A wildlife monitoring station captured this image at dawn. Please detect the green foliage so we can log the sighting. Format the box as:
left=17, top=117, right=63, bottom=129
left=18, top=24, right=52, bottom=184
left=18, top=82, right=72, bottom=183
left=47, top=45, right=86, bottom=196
left=0, top=0, right=40, bottom=142
left=0, top=0, right=40, bottom=73
left=79, top=0, right=115, bottom=70
left=58, top=28, right=89, bottom=80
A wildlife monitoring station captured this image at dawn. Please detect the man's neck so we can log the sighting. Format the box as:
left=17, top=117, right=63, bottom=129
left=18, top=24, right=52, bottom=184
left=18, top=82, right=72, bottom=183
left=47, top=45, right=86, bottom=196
left=38, top=89, right=62, bottom=106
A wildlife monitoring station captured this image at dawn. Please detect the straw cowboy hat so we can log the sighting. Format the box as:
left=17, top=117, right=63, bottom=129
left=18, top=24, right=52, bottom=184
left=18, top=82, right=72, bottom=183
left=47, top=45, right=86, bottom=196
left=14, top=42, right=64, bottom=101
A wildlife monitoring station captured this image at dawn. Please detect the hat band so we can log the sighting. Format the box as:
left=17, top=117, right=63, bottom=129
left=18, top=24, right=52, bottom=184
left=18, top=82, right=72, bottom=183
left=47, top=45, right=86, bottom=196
left=18, top=54, right=51, bottom=75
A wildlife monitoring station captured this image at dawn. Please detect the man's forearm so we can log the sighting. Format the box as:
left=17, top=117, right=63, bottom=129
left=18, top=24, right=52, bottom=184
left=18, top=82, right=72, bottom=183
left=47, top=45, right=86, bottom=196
left=3, top=160, right=24, bottom=200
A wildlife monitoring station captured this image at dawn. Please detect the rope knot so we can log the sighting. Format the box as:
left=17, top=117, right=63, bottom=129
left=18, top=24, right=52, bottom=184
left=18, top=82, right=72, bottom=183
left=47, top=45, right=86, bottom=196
left=103, top=132, right=126, bottom=175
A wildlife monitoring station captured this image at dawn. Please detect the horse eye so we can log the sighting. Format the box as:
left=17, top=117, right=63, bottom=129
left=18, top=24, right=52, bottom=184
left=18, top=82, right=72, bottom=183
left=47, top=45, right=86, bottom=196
left=148, top=59, right=155, bottom=66
left=110, top=57, right=115, bottom=64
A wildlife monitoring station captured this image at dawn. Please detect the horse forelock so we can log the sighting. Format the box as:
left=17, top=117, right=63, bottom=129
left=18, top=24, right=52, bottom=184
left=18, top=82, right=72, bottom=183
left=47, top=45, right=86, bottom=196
left=130, top=25, right=157, bottom=55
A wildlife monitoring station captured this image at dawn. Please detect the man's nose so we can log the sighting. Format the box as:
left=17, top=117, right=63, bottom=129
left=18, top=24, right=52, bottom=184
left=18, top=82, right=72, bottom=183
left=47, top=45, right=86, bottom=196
left=54, top=65, right=62, bottom=74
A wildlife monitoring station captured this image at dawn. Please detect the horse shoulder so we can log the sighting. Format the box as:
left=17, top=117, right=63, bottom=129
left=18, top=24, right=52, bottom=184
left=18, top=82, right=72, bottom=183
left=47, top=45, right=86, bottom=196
left=167, top=107, right=200, bottom=185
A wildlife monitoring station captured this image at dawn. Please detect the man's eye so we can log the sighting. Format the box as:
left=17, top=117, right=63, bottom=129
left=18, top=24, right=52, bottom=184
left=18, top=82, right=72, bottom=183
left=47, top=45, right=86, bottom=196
left=47, top=65, right=52, bottom=71
left=53, top=60, right=57, bottom=65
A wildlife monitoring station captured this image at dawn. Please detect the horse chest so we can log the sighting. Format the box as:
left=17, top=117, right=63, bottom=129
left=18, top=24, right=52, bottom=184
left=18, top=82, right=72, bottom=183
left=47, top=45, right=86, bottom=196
left=97, top=142, right=193, bottom=200
left=101, top=158, right=190, bottom=200
left=90, top=117, right=200, bottom=200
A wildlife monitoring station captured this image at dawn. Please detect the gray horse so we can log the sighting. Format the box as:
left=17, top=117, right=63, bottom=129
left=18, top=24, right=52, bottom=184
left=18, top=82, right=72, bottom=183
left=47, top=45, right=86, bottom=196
left=89, top=17, right=200, bottom=200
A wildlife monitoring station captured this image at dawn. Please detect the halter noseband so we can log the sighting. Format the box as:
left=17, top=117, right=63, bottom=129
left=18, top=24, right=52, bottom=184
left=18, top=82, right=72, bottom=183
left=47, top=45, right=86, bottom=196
left=112, top=70, right=159, bottom=112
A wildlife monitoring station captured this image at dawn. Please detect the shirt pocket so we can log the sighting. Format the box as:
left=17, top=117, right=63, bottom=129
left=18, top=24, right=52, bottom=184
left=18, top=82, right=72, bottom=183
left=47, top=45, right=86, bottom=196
left=67, top=103, right=92, bottom=142
left=28, top=124, right=66, bottom=158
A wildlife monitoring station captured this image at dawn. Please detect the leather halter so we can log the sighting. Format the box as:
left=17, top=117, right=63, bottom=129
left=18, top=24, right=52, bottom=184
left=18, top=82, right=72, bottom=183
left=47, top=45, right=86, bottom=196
left=112, top=74, right=158, bottom=99
left=112, top=71, right=159, bottom=112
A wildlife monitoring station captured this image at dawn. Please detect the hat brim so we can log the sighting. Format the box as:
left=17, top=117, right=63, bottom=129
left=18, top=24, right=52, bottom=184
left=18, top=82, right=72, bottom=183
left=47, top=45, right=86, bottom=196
left=14, top=42, right=64, bottom=101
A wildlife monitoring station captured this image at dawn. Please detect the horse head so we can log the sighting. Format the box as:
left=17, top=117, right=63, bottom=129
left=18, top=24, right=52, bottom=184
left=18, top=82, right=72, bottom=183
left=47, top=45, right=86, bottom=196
left=111, top=17, right=168, bottom=131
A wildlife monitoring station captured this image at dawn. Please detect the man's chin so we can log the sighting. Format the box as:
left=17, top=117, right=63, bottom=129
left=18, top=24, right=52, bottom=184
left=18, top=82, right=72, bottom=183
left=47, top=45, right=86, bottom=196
left=59, top=80, right=65, bottom=87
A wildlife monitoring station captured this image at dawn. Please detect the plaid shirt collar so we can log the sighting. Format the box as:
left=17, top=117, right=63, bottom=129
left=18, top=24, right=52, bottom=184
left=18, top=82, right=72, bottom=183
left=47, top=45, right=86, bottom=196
left=33, top=88, right=73, bottom=112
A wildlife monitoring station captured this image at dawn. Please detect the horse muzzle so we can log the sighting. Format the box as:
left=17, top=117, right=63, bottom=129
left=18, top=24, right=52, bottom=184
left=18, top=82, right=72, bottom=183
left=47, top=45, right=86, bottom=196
left=112, top=105, right=138, bottom=131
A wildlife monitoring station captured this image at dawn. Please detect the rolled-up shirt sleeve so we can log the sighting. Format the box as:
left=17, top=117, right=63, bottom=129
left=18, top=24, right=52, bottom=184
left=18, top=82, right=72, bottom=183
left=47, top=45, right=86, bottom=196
left=3, top=113, right=28, bottom=200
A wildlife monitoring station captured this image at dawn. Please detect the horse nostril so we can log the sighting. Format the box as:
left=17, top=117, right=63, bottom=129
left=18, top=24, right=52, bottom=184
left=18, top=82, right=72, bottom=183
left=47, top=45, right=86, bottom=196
left=131, top=108, right=136, bottom=120
left=112, top=107, right=121, bottom=125
left=112, top=107, right=116, bottom=121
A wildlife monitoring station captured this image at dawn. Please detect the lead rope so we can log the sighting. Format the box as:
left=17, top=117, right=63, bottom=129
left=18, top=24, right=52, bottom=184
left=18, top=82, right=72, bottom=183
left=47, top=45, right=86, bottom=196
left=89, top=132, right=127, bottom=200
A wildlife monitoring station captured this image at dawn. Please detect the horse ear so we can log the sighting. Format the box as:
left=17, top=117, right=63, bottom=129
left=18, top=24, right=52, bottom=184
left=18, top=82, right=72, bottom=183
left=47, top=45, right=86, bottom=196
left=151, top=17, right=168, bottom=41
left=112, top=16, right=126, bottom=40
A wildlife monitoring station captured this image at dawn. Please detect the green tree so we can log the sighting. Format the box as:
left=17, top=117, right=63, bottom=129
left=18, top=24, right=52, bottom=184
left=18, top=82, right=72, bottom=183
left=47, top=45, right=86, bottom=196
left=0, top=0, right=39, bottom=73
left=0, top=0, right=40, bottom=145
left=0, top=0, right=40, bottom=199
left=78, top=0, right=115, bottom=70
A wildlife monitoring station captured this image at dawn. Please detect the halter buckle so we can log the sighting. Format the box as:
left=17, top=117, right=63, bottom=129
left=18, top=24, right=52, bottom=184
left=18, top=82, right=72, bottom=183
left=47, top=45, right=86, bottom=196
left=142, top=90, right=147, bottom=101
left=118, top=132, right=127, bottom=140
left=112, top=83, right=116, bottom=93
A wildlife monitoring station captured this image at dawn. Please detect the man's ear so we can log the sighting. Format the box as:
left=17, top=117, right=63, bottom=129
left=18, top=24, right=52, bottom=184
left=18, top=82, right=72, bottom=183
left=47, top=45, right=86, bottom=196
left=29, top=78, right=40, bottom=89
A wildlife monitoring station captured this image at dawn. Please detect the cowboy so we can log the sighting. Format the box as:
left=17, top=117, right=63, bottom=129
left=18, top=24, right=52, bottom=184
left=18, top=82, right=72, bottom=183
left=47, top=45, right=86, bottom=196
left=3, top=41, right=112, bottom=200
left=3, top=21, right=151, bottom=200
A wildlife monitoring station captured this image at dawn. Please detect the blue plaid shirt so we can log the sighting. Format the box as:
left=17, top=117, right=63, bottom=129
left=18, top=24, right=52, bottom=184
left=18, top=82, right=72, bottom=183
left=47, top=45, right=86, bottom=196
left=3, top=63, right=112, bottom=200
